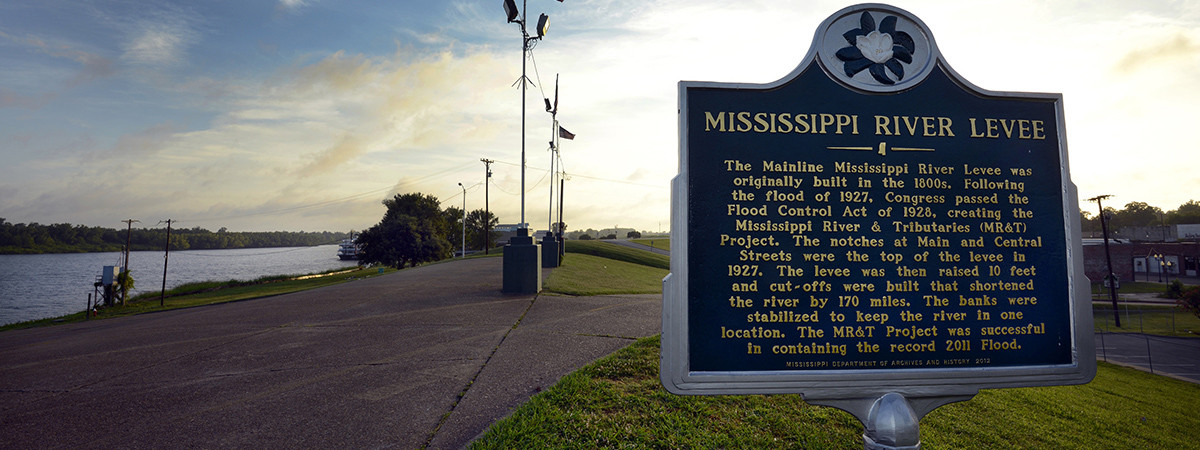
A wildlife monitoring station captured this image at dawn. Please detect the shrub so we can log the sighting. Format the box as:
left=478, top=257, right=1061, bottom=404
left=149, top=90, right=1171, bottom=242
left=1165, top=279, right=1185, bottom=299
left=1178, top=286, right=1200, bottom=319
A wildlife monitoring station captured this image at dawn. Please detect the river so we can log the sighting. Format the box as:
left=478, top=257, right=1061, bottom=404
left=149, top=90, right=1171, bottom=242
left=0, top=245, right=360, bottom=326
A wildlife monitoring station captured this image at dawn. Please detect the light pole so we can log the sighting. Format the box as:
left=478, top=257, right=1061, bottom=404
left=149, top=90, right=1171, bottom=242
left=502, top=0, right=560, bottom=293
left=504, top=0, right=551, bottom=237
left=1155, top=253, right=1173, bottom=283
left=458, top=182, right=466, bottom=258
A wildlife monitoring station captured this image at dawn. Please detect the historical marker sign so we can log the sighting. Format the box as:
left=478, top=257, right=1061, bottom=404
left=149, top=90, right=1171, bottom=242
left=662, top=3, right=1094, bottom=424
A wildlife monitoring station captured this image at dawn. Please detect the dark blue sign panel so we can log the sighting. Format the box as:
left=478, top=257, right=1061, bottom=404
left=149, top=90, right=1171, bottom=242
left=663, top=4, right=1093, bottom=394
left=687, top=67, right=1068, bottom=372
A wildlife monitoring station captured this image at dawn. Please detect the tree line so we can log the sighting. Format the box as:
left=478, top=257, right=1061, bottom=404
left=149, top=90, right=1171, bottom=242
left=356, top=192, right=499, bottom=268
left=0, top=218, right=352, bottom=254
left=1080, top=200, right=1200, bottom=234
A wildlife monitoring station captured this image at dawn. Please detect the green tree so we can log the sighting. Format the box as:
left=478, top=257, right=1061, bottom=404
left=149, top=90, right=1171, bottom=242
left=1165, top=200, right=1200, bottom=224
left=116, top=269, right=135, bottom=304
left=1110, top=201, right=1162, bottom=229
left=1177, top=286, right=1200, bottom=319
left=465, top=209, right=499, bottom=250
left=358, top=193, right=452, bottom=268
left=443, top=206, right=464, bottom=254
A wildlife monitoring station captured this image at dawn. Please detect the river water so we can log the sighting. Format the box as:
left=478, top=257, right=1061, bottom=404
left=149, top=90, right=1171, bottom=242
left=0, top=245, right=360, bottom=326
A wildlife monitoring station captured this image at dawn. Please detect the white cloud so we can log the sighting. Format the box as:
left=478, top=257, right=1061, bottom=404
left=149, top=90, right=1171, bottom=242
left=277, top=0, right=312, bottom=14
left=122, top=22, right=192, bottom=67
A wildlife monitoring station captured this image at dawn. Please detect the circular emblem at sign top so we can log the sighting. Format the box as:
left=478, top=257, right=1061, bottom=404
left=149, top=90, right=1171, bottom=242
left=818, top=5, right=935, bottom=93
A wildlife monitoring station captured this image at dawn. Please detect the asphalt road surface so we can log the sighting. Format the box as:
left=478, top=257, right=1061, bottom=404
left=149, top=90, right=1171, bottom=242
left=0, top=257, right=660, bottom=449
left=1095, top=332, right=1200, bottom=383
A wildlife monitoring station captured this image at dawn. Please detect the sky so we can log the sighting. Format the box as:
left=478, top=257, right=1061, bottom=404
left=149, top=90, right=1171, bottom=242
left=2, top=0, right=1198, bottom=233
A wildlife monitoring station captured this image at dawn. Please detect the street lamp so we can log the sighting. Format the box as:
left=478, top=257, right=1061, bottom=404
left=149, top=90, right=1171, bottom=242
left=506, top=0, right=561, bottom=237
left=504, top=0, right=559, bottom=237
left=502, top=0, right=563, bottom=293
left=1155, top=253, right=1174, bottom=283
left=458, top=182, right=466, bottom=258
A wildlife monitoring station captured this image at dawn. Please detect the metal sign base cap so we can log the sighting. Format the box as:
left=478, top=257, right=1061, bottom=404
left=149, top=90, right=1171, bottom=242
left=810, top=392, right=976, bottom=449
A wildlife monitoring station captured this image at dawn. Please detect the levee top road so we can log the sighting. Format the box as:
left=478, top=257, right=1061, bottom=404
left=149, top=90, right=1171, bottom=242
left=684, top=63, right=1070, bottom=373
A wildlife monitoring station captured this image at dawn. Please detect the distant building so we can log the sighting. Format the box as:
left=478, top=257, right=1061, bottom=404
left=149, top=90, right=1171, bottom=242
left=1082, top=240, right=1200, bottom=283
left=494, top=223, right=529, bottom=245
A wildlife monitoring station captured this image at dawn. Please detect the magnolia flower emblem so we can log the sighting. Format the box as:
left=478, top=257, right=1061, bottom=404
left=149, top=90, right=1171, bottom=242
left=835, top=12, right=915, bottom=85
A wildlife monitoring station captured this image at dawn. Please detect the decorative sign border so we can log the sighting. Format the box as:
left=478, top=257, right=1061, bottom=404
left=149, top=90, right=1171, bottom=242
left=662, top=3, right=1094, bottom=409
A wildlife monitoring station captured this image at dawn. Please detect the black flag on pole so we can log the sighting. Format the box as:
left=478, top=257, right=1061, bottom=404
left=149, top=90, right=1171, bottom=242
left=558, top=126, right=575, bottom=140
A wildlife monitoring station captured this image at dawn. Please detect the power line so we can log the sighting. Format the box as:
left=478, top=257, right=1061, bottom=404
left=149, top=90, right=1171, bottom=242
left=489, top=165, right=551, bottom=195
left=440, top=181, right=483, bottom=205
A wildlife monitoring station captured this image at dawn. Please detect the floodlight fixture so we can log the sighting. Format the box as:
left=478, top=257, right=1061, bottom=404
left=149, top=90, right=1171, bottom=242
left=503, top=0, right=519, bottom=23
left=536, top=13, right=550, bottom=38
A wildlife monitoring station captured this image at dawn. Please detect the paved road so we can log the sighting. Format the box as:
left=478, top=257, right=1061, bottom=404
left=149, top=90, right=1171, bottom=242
left=1095, top=332, right=1200, bottom=383
left=0, top=257, right=660, bottom=449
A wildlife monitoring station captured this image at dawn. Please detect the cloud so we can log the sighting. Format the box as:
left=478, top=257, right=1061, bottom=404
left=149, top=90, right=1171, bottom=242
left=123, top=22, right=193, bottom=67
left=0, top=29, right=114, bottom=75
left=0, top=88, right=56, bottom=109
left=277, top=0, right=312, bottom=14
left=0, top=29, right=115, bottom=102
left=1114, top=32, right=1200, bottom=75
left=108, top=123, right=179, bottom=157
left=295, top=133, right=367, bottom=177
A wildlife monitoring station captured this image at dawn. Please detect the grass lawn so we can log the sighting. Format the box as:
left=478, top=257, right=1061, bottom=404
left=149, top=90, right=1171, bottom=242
left=1093, top=304, right=1200, bottom=337
left=564, top=240, right=669, bottom=270
left=1, top=266, right=395, bottom=331
left=630, top=238, right=669, bottom=252
left=472, top=336, right=1200, bottom=449
left=1091, top=279, right=1196, bottom=299
left=544, top=251, right=667, bottom=296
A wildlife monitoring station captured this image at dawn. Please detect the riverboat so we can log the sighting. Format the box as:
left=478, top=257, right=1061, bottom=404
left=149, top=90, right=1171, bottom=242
left=337, top=235, right=361, bottom=260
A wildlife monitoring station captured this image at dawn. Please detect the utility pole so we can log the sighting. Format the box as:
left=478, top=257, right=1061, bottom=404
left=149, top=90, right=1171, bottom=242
left=159, top=219, right=173, bottom=307
left=120, top=219, right=139, bottom=305
left=1088, top=195, right=1120, bottom=328
left=481, top=158, right=494, bottom=254
left=457, top=183, right=466, bottom=258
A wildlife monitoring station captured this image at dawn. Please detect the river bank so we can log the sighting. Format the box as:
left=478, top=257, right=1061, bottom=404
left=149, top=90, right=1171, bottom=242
left=0, top=221, right=349, bottom=255
left=0, top=245, right=360, bottom=326
left=0, top=265, right=391, bottom=331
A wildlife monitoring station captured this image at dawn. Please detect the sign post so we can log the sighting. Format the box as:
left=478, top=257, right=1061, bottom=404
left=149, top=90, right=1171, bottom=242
left=662, top=4, right=1094, bottom=448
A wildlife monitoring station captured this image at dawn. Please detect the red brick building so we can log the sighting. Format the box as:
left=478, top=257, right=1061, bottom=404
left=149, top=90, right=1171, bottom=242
left=1082, top=240, right=1200, bottom=284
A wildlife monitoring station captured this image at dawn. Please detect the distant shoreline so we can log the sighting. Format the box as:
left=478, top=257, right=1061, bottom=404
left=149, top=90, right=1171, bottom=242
left=0, top=220, right=351, bottom=255
left=0, top=243, right=334, bottom=255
